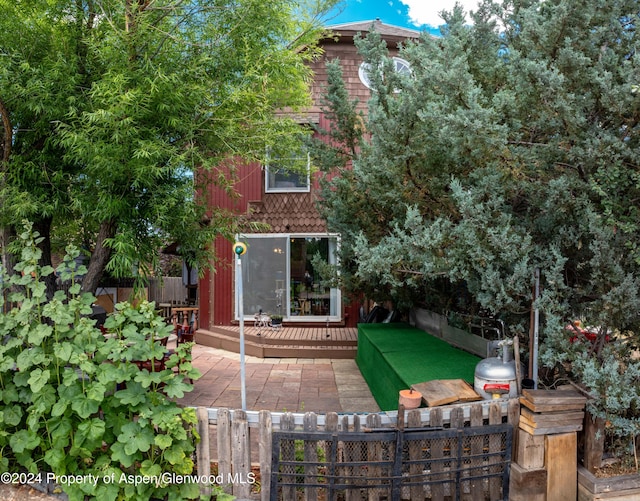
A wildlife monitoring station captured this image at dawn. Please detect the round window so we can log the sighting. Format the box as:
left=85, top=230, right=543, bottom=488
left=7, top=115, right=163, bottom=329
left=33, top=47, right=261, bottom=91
left=358, top=57, right=411, bottom=89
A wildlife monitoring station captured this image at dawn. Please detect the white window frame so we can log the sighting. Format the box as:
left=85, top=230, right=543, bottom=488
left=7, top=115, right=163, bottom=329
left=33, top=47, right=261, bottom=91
left=235, top=233, right=341, bottom=322
left=264, top=151, right=311, bottom=193
left=358, top=56, right=412, bottom=90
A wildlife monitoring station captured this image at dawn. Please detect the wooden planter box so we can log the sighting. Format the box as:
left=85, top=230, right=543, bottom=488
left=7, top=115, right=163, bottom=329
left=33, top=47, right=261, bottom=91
left=578, top=465, right=640, bottom=501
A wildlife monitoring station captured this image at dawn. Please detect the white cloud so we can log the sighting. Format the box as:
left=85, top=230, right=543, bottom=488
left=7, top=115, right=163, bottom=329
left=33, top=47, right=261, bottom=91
left=402, top=0, right=481, bottom=27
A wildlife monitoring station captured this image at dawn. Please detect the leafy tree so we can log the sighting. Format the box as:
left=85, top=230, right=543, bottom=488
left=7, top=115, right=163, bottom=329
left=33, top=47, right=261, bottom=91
left=0, top=0, right=336, bottom=294
left=312, top=1, right=640, bottom=451
left=0, top=0, right=81, bottom=296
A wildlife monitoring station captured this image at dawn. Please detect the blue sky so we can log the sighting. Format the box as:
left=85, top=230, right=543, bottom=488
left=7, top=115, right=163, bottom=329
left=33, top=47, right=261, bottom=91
left=324, top=0, right=481, bottom=35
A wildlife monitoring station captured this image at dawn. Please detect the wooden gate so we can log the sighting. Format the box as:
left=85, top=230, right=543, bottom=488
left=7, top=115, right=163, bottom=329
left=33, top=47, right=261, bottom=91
left=270, top=423, right=513, bottom=501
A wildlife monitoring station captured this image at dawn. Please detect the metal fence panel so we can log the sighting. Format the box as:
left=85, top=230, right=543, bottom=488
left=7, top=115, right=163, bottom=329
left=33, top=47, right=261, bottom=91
left=271, top=424, right=512, bottom=501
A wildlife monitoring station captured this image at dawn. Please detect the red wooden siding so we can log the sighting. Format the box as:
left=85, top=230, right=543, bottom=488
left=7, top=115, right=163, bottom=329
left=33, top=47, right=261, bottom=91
left=199, top=21, right=419, bottom=328
left=203, top=162, right=262, bottom=326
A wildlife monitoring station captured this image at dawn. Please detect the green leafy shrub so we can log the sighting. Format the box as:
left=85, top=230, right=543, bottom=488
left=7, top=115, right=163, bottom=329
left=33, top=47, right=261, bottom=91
left=0, top=223, right=213, bottom=500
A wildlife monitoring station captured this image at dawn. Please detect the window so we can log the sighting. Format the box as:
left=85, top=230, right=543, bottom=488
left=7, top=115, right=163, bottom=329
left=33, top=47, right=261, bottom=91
left=236, top=234, right=340, bottom=321
left=358, top=56, right=412, bottom=90
left=265, top=149, right=310, bottom=193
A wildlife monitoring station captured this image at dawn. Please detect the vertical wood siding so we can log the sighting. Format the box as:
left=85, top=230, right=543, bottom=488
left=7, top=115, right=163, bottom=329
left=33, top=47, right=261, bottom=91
left=200, top=26, right=412, bottom=328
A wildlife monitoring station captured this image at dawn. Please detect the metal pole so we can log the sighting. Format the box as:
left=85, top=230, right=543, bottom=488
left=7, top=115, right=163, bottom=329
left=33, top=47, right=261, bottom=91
left=532, top=268, right=540, bottom=389
left=234, top=242, right=248, bottom=411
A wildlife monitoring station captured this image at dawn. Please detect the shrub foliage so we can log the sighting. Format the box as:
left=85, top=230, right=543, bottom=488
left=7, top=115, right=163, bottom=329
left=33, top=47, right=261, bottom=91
left=0, top=223, right=209, bottom=500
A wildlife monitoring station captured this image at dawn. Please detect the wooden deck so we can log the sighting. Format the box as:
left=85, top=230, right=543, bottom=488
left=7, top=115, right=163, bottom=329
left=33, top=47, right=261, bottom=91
left=195, top=324, right=359, bottom=359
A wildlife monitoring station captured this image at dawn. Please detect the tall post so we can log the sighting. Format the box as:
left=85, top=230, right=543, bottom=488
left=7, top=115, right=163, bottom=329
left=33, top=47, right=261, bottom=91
left=532, top=268, right=540, bottom=389
left=234, top=242, right=248, bottom=410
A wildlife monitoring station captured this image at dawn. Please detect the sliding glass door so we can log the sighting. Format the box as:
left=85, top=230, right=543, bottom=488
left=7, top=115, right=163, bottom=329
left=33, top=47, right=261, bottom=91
left=237, top=234, right=340, bottom=321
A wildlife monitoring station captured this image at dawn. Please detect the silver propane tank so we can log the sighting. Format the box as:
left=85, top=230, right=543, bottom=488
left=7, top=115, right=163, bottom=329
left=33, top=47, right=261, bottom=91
left=474, top=339, right=519, bottom=400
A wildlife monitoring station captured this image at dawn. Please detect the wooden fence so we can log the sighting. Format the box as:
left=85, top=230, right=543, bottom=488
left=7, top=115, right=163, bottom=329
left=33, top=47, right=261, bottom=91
left=195, top=399, right=520, bottom=500
left=2, top=277, right=187, bottom=315
left=148, top=277, right=188, bottom=304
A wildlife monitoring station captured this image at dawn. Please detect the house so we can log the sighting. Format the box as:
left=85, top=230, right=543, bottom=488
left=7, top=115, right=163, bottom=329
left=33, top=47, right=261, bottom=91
left=197, top=20, right=421, bottom=332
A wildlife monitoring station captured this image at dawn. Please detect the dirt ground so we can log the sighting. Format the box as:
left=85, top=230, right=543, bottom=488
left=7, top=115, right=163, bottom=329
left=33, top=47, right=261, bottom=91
left=0, top=484, right=60, bottom=500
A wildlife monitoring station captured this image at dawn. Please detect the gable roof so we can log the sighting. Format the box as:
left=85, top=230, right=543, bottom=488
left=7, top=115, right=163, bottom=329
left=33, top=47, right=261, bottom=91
left=326, top=19, right=421, bottom=42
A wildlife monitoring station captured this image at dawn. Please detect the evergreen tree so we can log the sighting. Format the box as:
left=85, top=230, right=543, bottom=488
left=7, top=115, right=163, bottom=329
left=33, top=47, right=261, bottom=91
left=313, top=1, right=640, bottom=445
left=316, top=0, right=640, bottom=330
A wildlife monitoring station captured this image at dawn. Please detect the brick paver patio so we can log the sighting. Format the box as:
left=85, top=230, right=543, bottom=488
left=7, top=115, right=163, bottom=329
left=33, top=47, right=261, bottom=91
left=176, top=344, right=380, bottom=413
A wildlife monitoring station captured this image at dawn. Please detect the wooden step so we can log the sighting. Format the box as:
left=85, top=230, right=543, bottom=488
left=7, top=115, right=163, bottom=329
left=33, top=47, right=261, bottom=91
left=250, top=330, right=356, bottom=347
left=195, top=328, right=357, bottom=359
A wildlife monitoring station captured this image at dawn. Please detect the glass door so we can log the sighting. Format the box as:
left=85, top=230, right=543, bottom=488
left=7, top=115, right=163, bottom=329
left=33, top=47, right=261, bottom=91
left=238, top=234, right=340, bottom=321
left=289, top=237, right=339, bottom=320
left=239, top=236, right=287, bottom=319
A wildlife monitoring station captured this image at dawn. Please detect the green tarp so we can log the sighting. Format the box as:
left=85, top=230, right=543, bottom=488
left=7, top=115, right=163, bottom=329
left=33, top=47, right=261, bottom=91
left=356, top=323, right=481, bottom=411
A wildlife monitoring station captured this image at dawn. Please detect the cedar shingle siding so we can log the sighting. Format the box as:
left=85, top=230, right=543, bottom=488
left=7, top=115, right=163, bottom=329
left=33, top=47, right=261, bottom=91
left=242, top=21, right=420, bottom=235
left=308, top=20, right=420, bottom=114
left=247, top=191, right=326, bottom=234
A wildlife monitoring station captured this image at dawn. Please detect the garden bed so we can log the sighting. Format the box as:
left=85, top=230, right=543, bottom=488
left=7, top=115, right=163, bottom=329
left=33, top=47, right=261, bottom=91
left=578, top=465, right=640, bottom=501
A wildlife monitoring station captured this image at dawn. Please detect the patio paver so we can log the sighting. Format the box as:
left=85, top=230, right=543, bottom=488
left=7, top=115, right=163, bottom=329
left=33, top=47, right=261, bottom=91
left=176, top=344, right=380, bottom=413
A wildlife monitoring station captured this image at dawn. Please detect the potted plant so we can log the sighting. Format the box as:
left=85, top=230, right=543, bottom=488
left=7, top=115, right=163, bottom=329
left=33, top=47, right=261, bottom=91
left=271, top=314, right=283, bottom=326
